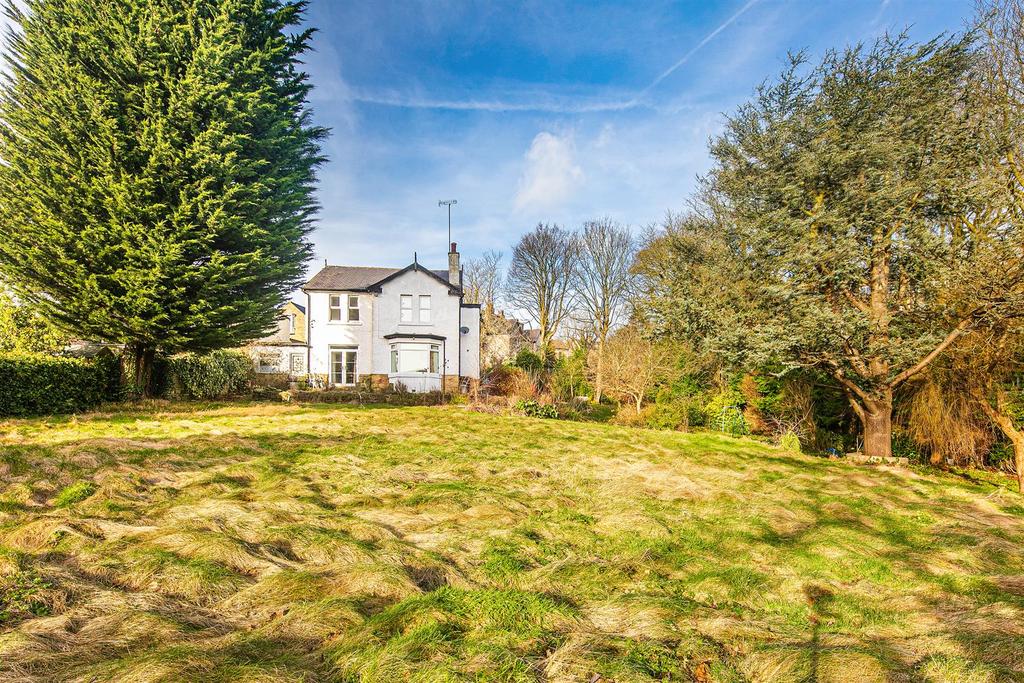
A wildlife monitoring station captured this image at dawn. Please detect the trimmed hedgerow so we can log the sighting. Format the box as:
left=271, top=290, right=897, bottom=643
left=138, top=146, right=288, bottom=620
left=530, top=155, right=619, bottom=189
left=164, top=350, right=253, bottom=400
left=0, top=354, right=108, bottom=416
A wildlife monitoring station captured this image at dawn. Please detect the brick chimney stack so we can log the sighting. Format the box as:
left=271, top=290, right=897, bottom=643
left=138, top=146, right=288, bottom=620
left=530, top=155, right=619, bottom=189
left=448, top=242, right=461, bottom=288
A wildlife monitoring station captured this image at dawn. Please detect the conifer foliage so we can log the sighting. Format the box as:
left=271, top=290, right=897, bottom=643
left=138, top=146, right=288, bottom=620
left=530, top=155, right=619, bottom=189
left=0, top=0, right=326, bottom=394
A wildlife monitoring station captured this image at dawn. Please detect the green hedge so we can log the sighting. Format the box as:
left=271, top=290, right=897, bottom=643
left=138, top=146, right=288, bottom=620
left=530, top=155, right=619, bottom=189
left=0, top=354, right=108, bottom=416
left=165, top=350, right=253, bottom=399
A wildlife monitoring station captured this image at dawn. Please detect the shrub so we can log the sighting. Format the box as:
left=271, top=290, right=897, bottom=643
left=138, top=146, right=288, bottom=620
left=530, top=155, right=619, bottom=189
left=165, top=350, right=253, bottom=400
left=511, top=349, right=544, bottom=372
left=550, top=349, right=591, bottom=401
left=0, top=353, right=109, bottom=416
left=777, top=430, right=802, bottom=453
left=612, top=404, right=656, bottom=428
left=645, top=401, right=689, bottom=431
left=481, top=365, right=519, bottom=396
left=514, top=399, right=558, bottom=419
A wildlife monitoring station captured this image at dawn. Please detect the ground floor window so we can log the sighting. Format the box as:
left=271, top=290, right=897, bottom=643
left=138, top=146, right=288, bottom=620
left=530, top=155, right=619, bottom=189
left=330, top=348, right=357, bottom=385
left=390, top=343, right=440, bottom=374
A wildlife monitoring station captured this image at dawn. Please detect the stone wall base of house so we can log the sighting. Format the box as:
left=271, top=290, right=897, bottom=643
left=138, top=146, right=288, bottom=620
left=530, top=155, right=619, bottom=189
left=366, top=374, right=390, bottom=390
left=442, top=375, right=480, bottom=394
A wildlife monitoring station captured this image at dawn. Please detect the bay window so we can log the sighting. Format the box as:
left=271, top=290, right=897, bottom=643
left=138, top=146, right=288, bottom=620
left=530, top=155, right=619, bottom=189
left=390, top=343, right=441, bottom=374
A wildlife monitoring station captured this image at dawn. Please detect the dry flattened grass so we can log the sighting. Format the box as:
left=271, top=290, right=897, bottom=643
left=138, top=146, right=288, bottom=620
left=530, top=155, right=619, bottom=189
left=0, top=403, right=1023, bottom=681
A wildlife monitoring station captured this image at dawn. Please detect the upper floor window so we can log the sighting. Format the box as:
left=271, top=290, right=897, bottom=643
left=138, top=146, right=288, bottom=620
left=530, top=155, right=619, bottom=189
left=400, top=294, right=413, bottom=322
left=329, top=295, right=343, bottom=321
left=287, top=313, right=296, bottom=334
left=400, top=294, right=431, bottom=323
left=347, top=295, right=360, bottom=322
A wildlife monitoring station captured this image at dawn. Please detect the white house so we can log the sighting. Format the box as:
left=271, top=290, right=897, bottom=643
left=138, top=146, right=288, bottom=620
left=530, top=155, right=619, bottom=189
left=301, top=243, right=480, bottom=393
left=245, top=301, right=308, bottom=374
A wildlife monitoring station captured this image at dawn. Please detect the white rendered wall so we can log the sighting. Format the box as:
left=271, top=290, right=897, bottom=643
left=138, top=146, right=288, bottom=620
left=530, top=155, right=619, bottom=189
left=306, top=290, right=374, bottom=378
left=305, top=267, right=481, bottom=383
left=459, top=306, right=481, bottom=379
left=372, top=269, right=462, bottom=376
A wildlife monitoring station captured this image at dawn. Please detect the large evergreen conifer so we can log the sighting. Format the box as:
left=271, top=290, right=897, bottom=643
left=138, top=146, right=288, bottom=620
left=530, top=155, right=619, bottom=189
left=0, top=0, right=326, bottom=393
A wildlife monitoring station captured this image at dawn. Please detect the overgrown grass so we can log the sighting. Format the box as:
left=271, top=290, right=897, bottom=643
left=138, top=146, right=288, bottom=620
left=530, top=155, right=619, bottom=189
left=0, top=402, right=1022, bottom=681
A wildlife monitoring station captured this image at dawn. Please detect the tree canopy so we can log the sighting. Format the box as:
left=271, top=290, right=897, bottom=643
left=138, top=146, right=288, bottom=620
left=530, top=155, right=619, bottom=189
left=0, top=0, right=326, bottom=392
left=644, top=34, right=1024, bottom=457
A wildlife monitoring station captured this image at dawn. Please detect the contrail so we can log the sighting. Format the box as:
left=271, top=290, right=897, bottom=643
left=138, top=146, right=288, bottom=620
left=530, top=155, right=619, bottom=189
left=637, top=0, right=762, bottom=98
left=346, top=0, right=762, bottom=113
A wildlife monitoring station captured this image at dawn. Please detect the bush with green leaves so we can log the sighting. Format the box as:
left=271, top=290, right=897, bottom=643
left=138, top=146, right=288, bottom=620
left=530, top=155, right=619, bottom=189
left=165, top=351, right=253, bottom=400
left=777, top=430, right=802, bottom=453
left=0, top=354, right=109, bottom=416
left=549, top=349, right=591, bottom=401
left=511, top=349, right=544, bottom=372
left=514, top=399, right=558, bottom=419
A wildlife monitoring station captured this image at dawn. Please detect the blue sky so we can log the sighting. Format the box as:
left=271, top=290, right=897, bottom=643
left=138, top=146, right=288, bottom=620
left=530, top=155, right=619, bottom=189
left=302, top=0, right=973, bottom=273
left=1, top=1, right=974, bottom=274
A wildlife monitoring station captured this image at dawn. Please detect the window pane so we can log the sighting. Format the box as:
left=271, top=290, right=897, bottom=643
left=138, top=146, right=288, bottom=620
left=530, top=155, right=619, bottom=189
left=397, top=346, right=430, bottom=373
left=330, top=308, right=341, bottom=321
left=430, top=348, right=439, bottom=373
left=345, top=351, right=357, bottom=383
left=419, top=295, right=430, bottom=323
left=391, top=349, right=398, bottom=373
left=347, top=295, right=359, bottom=321
left=401, top=295, right=412, bottom=308
left=331, top=352, right=343, bottom=384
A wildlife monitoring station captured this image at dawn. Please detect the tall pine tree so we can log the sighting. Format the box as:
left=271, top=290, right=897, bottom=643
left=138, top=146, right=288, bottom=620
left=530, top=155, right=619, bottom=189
left=0, top=0, right=326, bottom=393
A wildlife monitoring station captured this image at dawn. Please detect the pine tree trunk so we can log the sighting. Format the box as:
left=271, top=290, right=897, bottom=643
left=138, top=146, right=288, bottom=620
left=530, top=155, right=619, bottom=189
left=861, top=394, right=893, bottom=459
left=132, top=344, right=155, bottom=398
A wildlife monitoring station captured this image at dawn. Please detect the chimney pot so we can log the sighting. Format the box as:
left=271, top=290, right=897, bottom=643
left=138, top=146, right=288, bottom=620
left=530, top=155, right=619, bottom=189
left=450, top=242, right=457, bottom=254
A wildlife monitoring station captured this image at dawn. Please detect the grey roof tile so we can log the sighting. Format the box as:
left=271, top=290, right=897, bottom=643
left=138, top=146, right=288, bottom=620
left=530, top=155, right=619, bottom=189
left=303, top=265, right=452, bottom=291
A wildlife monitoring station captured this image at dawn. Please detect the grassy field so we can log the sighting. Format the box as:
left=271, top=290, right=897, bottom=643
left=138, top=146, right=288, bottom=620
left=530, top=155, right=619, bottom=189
left=1, top=403, right=1022, bottom=682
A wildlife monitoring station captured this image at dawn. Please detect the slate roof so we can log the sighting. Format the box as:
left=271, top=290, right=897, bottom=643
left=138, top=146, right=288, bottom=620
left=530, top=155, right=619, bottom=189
left=303, top=265, right=454, bottom=292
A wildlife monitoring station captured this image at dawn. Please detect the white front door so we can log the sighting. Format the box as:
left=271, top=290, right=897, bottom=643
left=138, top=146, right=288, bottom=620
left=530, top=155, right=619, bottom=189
left=330, top=348, right=357, bottom=386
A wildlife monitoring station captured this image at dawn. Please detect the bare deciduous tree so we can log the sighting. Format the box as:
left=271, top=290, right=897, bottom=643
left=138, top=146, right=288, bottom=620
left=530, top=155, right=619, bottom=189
left=506, top=223, right=578, bottom=351
left=463, top=250, right=504, bottom=311
left=575, top=218, right=635, bottom=401
left=598, top=325, right=671, bottom=414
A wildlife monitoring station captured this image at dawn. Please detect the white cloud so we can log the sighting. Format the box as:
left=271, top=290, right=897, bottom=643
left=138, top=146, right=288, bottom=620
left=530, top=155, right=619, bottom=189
left=513, top=132, right=584, bottom=213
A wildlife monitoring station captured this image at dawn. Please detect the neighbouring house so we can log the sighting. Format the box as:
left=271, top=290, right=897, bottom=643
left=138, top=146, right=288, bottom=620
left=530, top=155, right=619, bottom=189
left=526, top=329, right=574, bottom=359
left=300, top=243, right=480, bottom=393
left=480, top=309, right=532, bottom=368
left=245, top=301, right=309, bottom=374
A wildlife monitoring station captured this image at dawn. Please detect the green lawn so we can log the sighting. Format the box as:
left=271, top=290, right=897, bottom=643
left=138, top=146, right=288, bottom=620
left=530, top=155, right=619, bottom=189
left=1, top=403, right=1022, bottom=682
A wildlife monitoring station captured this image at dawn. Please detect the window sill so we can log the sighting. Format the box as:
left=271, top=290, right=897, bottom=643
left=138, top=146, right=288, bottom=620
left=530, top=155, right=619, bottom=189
left=327, top=321, right=363, bottom=325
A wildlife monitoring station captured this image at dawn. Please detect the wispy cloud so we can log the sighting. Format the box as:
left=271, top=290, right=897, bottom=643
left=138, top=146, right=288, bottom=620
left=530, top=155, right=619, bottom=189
left=347, top=88, right=637, bottom=114
left=342, top=0, right=763, bottom=114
